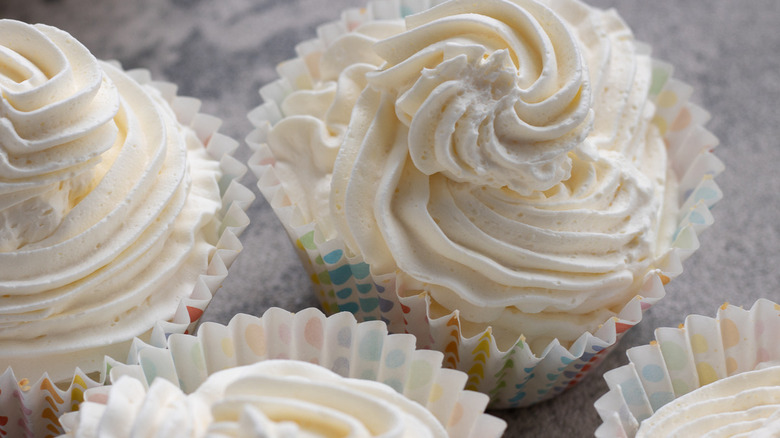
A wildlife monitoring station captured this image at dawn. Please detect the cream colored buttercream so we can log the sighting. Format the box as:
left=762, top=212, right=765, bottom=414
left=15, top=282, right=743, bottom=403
left=0, top=20, right=222, bottom=381
left=636, top=366, right=780, bottom=438
left=59, top=360, right=448, bottom=438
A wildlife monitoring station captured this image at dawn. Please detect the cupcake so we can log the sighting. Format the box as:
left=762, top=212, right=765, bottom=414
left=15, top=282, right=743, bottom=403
left=634, top=366, right=780, bottom=437
left=595, top=299, right=780, bottom=437
left=248, top=0, right=721, bottom=407
left=0, top=18, right=251, bottom=401
left=59, top=308, right=507, bottom=437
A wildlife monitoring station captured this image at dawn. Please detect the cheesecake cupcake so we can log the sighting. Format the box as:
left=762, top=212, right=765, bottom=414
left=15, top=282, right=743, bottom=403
left=247, top=0, right=722, bottom=407
left=58, top=308, right=506, bottom=438
left=595, top=299, right=780, bottom=437
left=0, top=17, right=252, bottom=427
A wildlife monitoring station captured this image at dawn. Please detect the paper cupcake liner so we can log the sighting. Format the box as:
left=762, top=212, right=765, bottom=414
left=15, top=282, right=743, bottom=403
left=77, top=307, right=506, bottom=437
left=0, top=66, right=254, bottom=438
left=594, top=299, right=780, bottom=437
left=246, top=0, right=723, bottom=408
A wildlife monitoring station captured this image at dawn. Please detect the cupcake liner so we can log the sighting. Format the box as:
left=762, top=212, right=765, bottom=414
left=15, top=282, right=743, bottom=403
left=0, top=67, right=254, bottom=438
left=594, top=299, right=780, bottom=437
left=86, top=307, right=507, bottom=438
left=247, top=0, right=723, bottom=408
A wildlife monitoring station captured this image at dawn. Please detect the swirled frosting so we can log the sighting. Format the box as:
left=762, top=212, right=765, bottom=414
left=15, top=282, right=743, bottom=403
left=267, top=0, right=678, bottom=351
left=0, top=20, right=222, bottom=380
left=636, top=366, right=780, bottom=438
left=59, top=360, right=449, bottom=438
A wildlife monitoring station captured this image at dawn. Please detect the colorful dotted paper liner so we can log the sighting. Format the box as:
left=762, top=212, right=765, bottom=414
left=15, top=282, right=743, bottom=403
left=594, top=299, right=780, bottom=438
left=246, top=0, right=723, bottom=408
left=0, top=67, right=253, bottom=438
left=103, top=307, right=506, bottom=438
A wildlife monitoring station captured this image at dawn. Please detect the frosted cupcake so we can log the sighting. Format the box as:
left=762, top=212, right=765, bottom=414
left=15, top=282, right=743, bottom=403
left=248, top=0, right=721, bottom=406
left=58, top=308, right=506, bottom=438
left=635, top=365, right=780, bottom=437
left=0, top=20, right=251, bottom=384
left=595, top=299, right=780, bottom=437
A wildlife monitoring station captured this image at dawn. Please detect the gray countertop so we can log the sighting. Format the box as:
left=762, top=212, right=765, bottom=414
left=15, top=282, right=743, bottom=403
left=2, top=0, right=778, bottom=436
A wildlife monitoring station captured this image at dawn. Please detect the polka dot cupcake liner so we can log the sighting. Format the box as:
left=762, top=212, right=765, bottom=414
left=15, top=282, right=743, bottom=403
left=594, top=299, right=780, bottom=437
left=96, top=307, right=505, bottom=437
left=0, top=68, right=254, bottom=438
left=246, top=0, right=723, bottom=409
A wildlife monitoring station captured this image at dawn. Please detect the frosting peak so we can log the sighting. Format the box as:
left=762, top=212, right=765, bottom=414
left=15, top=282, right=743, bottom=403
left=0, top=20, right=121, bottom=250
left=369, top=0, right=594, bottom=194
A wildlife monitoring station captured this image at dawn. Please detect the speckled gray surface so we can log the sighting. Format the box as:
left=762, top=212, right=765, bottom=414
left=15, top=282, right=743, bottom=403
left=2, top=0, right=778, bottom=436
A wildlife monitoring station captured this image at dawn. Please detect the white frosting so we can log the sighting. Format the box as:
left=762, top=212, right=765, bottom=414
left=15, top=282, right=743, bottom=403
left=0, top=20, right=222, bottom=381
left=59, top=360, right=448, bottom=438
left=636, top=366, right=780, bottom=438
left=267, top=0, right=678, bottom=351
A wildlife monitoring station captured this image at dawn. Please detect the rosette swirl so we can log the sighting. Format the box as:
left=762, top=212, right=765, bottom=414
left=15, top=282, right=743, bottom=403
left=368, top=0, right=594, bottom=194
left=636, top=366, right=780, bottom=438
left=0, top=20, right=120, bottom=250
left=60, top=361, right=449, bottom=438
left=268, top=0, right=678, bottom=351
left=0, top=20, right=222, bottom=381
